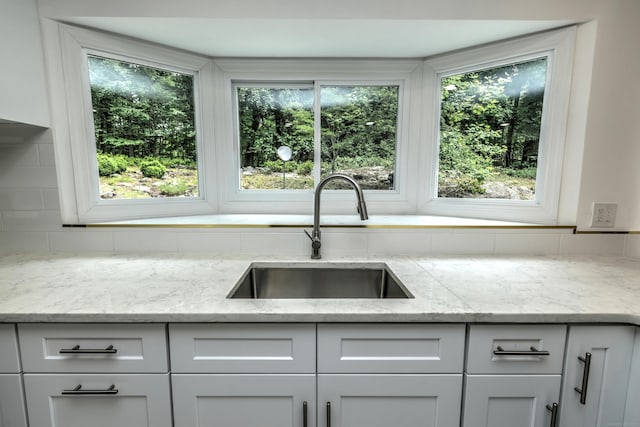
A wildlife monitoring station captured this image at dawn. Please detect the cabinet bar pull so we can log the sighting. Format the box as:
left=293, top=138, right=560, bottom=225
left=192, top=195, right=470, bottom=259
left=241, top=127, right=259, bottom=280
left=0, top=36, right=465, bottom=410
left=493, top=346, right=550, bottom=356
left=546, top=402, right=558, bottom=427
left=61, top=384, right=119, bottom=395
left=574, top=352, right=592, bottom=404
left=326, top=402, right=331, bottom=427
left=303, top=401, right=308, bottom=427
left=59, top=344, right=117, bottom=354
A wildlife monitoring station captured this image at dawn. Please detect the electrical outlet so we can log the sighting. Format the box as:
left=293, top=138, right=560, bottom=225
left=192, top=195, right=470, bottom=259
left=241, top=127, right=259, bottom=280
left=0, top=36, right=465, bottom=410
left=591, top=203, right=617, bottom=228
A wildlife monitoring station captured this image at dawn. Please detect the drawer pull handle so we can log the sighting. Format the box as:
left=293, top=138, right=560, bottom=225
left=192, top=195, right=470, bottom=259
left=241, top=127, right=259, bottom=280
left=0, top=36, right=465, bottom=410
left=303, top=401, right=308, bottom=427
left=546, top=402, right=559, bottom=427
left=59, top=345, right=117, bottom=354
left=326, top=402, right=331, bottom=427
left=574, top=352, right=592, bottom=404
left=493, top=346, right=550, bottom=356
left=62, top=384, right=119, bottom=395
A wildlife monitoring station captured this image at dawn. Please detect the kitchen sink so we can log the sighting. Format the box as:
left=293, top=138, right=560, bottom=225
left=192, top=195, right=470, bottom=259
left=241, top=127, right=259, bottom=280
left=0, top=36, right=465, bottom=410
left=227, top=263, right=413, bottom=299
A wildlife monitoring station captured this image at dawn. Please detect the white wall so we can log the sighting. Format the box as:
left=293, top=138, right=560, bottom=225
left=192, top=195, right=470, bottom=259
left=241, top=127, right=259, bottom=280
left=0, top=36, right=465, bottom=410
left=2, top=0, right=640, bottom=256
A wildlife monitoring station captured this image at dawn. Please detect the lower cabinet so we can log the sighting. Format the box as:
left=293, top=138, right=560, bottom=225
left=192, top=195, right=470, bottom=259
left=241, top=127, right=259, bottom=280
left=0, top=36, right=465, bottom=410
left=23, top=374, right=172, bottom=427
left=463, top=375, right=560, bottom=427
left=172, top=374, right=316, bottom=427
left=559, top=325, right=635, bottom=427
left=0, top=374, right=28, bottom=427
left=318, top=374, right=462, bottom=427
left=624, top=327, right=640, bottom=427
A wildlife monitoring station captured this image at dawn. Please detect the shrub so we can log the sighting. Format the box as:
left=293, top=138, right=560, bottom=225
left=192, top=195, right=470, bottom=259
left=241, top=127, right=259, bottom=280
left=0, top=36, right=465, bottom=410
left=140, top=159, right=166, bottom=178
left=112, top=154, right=129, bottom=174
left=97, top=154, right=118, bottom=176
left=296, top=160, right=314, bottom=175
left=159, top=182, right=189, bottom=196
left=263, top=159, right=295, bottom=173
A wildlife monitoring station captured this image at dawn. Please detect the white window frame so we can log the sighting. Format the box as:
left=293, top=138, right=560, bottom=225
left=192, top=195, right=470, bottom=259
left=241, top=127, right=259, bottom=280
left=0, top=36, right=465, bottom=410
left=49, top=23, right=217, bottom=223
left=213, top=59, right=421, bottom=215
left=45, top=21, right=577, bottom=225
left=419, top=27, right=576, bottom=224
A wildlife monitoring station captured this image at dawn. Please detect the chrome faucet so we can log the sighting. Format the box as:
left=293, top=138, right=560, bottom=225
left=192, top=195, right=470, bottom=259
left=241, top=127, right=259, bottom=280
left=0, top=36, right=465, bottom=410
left=305, top=173, right=368, bottom=259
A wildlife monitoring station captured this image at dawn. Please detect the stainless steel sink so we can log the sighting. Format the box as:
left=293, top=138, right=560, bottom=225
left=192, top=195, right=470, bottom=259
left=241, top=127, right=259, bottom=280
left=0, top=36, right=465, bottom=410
left=227, top=263, right=413, bottom=299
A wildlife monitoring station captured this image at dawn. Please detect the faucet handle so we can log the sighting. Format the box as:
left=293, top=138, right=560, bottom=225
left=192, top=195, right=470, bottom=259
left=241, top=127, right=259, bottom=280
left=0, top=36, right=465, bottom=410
left=303, top=229, right=313, bottom=241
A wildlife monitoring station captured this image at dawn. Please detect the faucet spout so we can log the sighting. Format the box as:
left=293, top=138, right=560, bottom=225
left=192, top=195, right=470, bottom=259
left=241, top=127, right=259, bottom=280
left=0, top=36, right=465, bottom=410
left=307, top=173, right=368, bottom=259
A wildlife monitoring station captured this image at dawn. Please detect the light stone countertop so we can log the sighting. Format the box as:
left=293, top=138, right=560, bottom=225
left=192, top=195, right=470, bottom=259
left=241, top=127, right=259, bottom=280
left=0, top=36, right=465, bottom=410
left=1, top=254, right=639, bottom=324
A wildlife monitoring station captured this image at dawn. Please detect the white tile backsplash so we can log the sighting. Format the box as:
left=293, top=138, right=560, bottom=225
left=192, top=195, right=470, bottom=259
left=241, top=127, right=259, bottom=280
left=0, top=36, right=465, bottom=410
left=0, top=231, right=49, bottom=253
left=0, top=190, right=44, bottom=210
left=316, top=230, right=369, bottom=257
left=113, top=230, right=179, bottom=253
left=625, top=235, right=640, bottom=257
left=368, top=229, right=432, bottom=256
left=432, top=231, right=496, bottom=255
left=559, top=234, right=626, bottom=256
left=2, top=210, right=61, bottom=231
left=49, top=230, right=114, bottom=252
left=495, top=233, right=561, bottom=255
left=178, top=230, right=243, bottom=254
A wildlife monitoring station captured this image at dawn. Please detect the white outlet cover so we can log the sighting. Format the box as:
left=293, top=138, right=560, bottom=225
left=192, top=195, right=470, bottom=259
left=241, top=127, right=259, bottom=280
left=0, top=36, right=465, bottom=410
left=591, top=203, right=617, bottom=228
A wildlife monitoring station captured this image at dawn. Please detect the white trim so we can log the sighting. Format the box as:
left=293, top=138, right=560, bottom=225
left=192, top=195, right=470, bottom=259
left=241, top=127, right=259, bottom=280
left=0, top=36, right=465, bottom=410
left=51, top=23, right=217, bottom=222
left=214, top=59, right=421, bottom=215
left=419, top=26, right=576, bottom=224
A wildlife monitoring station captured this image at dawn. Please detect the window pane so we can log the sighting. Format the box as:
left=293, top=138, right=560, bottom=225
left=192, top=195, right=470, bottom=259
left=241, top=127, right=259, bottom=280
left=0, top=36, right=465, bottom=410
left=88, top=55, right=198, bottom=200
left=438, top=58, right=547, bottom=199
left=236, top=86, right=314, bottom=190
left=320, top=85, right=399, bottom=190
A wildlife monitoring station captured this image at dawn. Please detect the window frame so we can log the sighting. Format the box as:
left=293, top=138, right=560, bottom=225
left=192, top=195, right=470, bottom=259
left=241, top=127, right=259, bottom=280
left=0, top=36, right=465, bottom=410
left=54, top=23, right=217, bottom=223
left=419, top=27, right=576, bottom=223
left=47, top=22, right=577, bottom=225
left=213, top=59, right=421, bottom=215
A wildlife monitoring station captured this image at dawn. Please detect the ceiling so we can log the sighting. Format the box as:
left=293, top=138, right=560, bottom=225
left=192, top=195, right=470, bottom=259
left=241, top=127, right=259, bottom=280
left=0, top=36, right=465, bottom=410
left=65, top=17, right=573, bottom=58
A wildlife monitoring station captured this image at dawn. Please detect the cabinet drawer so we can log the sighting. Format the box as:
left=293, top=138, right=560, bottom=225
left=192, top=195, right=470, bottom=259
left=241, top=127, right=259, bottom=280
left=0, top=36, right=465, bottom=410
left=23, top=373, right=171, bottom=427
left=169, top=323, right=316, bottom=373
left=317, top=323, right=465, bottom=373
left=0, top=324, right=20, bottom=373
left=18, top=324, right=168, bottom=373
left=466, top=324, right=566, bottom=374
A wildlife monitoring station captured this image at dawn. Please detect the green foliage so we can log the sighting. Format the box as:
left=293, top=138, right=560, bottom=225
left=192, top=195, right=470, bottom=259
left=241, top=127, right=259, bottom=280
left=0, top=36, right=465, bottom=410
left=295, top=160, right=314, bottom=175
left=263, top=160, right=296, bottom=173
left=159, top=181, right=189, bottom=196
left=438, top=58, right=546, bottom=197
left=140, top=159, right=166, bottom=179
left=501, top=166, right=537, bottom=180
left=97, top=154, right=118, bottom=176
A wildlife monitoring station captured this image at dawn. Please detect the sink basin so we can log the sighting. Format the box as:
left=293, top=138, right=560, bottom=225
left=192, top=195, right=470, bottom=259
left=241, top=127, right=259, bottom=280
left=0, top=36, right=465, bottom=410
left=227, top=263, right=413, bottom=299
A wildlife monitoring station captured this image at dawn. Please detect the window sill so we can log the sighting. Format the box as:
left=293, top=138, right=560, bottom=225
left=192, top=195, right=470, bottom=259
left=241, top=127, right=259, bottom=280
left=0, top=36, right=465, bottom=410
left=78, top=214, right=575, bottom=230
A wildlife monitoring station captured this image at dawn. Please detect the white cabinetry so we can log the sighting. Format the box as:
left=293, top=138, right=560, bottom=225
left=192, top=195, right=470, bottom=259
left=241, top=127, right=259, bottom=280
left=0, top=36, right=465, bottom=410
left=317, top=323, right=464, bottom=427
left=19, top=324, right=172, bottom=427
left=171, top=323, right=316, bottom=427
left=625, top=327, right=640, bottom=427
left=0, top=324, right=27, bottom=427
left=559, top=325, right=635, bottom=427
left=463, top=324, right=567, bottom=427
left=0, top=0, right=50, bottom=127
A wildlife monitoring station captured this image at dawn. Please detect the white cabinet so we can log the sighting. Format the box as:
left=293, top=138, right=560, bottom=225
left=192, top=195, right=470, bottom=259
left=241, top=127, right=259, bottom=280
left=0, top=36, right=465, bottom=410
left=171, top=323, right=317, bottom=427
left=463, top=325, right=566, bottom=427
left=317, top=324, right=465, bottom=427
left=172, top=374, right=315, bottom=427
left=0, top=0, right=50, bottom=127
left=171, top=323, right=465, bottom=427
left=0, top=324, right=27, bottom=427
left=23, top=374, right=171, bottom=427
left=318, top=374, right=461, bottom=427
left=464, top=375, right=560, bottom=427
left=625, top=327, right=640, bottom=427
left=559, top=325, right=635, bottom=427
left=19, top=323, right=172, bottom=427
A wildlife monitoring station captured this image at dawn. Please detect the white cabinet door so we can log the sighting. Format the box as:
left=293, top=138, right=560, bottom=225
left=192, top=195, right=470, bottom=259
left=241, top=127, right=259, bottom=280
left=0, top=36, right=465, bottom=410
left=23, top=374, right=172, bottom=427
left=625, top=327, right=640, bottom=427
left=559, top=325, right=634, bottom=427
left=172, top=374, right=316, bottom=427
left=0, top=375, right=28, bottom=427
left=463, top=374, right=561, bottom=427
left=318, top=374, right=462, bottom=427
